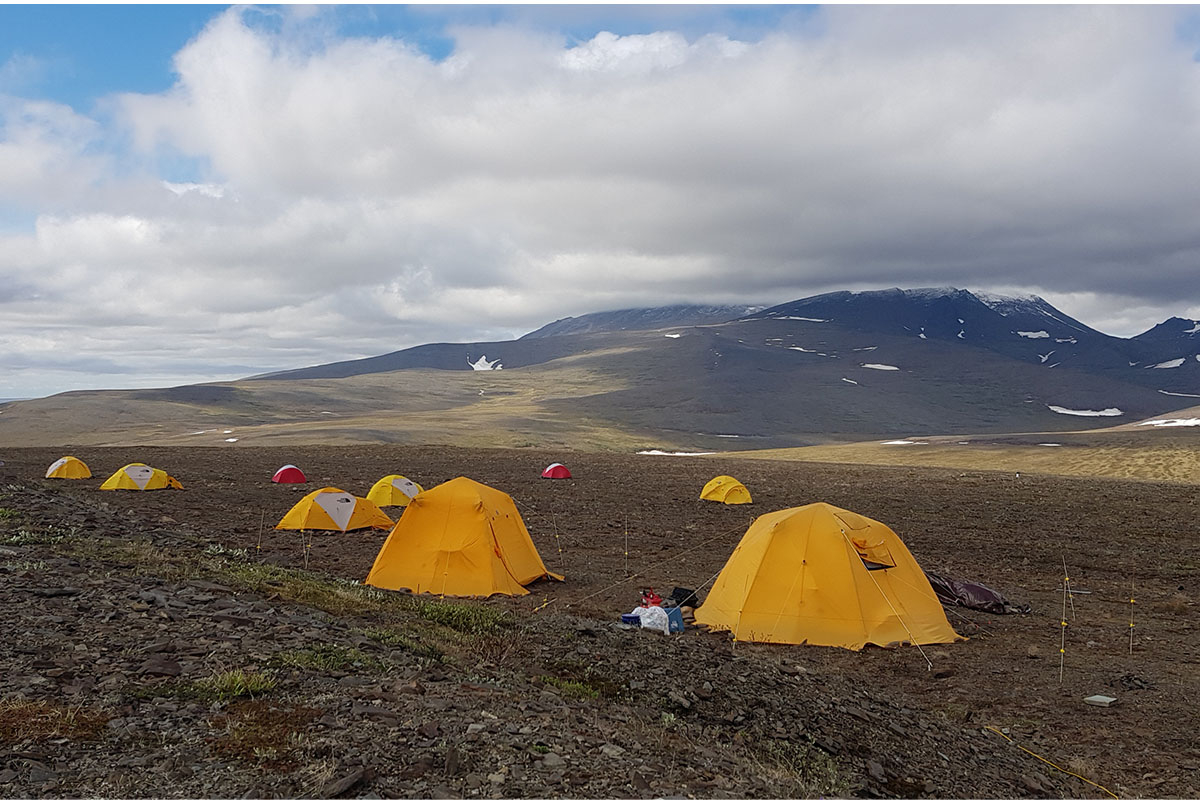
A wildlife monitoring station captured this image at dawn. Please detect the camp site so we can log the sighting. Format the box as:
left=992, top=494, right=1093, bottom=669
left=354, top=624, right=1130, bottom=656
left=1, top=443, right=1196, bottom=798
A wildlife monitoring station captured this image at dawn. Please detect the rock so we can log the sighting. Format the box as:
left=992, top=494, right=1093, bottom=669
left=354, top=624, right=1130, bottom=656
left=1082, top=695, right=1117, bottom=707
left=0, top=769, right=16, bottom=784
left=600, top=743, right=626, bottom=758
left=320, top=767, right=366, bottom=798
left=31, top=587, right=82, bottom=598
left=487, top=771, right=506, bottom=785
left=419, top=721, right=440, bottom=738
left=867, top=760, right=887, bottom=782
left=141, top=656, right=182, bottom=677
left=466, top=723, right=486, bottom=735
left=1026, top=645, right=1042, bottom=659
left=539, top=752, right=566, bottom=769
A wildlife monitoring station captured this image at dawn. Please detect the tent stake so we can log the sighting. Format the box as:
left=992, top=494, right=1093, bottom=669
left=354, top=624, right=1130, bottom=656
left=624, top=512, right=629, bottom=578
left=1129, top=580, right=1135, bottom=656
left=257, top=510, right=265, bottom=558
left=1059, top=574, right=1067, bottom=684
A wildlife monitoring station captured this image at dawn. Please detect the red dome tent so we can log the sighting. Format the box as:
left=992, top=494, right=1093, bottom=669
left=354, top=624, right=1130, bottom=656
left=272, top=464, right=307, bottom=484
left=541, top=463, right=572, bottom=479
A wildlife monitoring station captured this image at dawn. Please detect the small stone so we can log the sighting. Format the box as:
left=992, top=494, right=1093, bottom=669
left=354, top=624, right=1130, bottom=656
left=419, top=721, right=440, bottom=738
left=1026, top=645, right=1042, bottom=659
left=1083, top=695, right=1117, bottom=707
left=487, top=771, right=506, bottom=785
left=319, top=767, right=365, bottom=798
left=600, top=743, right=626, bottom=758
left=539, top=752, right=566, bottom=768
left=466, top=723, right=486, bottom=734
left=867, top=760, right=887, bottom=782
left=0, top=769, right=16, bottom=784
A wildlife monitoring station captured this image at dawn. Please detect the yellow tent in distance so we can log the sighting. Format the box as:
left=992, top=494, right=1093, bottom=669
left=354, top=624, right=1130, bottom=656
left=694, top=502, right=963, bottom=650
left=100, top=463, right=183, bottom=491
left=700, top=475, right=752, bottom=504
left=46, top=456, right=91, bottom=479
left=366, top=475, right=423, bottom=508
left=276, top=488, right=393, bottom=532
left=365, top=476, right=563, bottom=598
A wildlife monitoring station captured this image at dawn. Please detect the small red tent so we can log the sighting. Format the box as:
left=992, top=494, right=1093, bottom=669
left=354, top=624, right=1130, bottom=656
left=541, top=463, right=572, bottom=479
left=272, top=464, right=307, bottom=484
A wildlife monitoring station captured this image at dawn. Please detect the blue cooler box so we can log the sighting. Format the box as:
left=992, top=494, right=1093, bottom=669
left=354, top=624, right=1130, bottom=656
left=665, top=606, right=684, bottom=633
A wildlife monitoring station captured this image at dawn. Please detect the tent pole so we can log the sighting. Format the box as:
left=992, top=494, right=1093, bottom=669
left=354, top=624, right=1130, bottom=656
left=1059, top=574, right=1067, bottom=684
left=1061, top=555, right=1076, bottom=621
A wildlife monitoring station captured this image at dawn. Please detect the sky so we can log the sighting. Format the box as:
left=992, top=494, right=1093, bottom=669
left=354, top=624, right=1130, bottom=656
left=4, top=4, right=1200, bottom=400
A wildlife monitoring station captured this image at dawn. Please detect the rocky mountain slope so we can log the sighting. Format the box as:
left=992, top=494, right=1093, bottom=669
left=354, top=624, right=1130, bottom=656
left=3, top=288, right=1198, bottom=449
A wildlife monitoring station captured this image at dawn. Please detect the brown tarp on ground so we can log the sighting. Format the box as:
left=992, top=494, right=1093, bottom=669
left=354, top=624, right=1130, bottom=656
left=924, top=570, right=1031, bottom=614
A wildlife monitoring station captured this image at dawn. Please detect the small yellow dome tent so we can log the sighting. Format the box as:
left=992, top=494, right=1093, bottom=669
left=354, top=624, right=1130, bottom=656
left=700, top=475, right=752, bottom=504
left=365, top=476, right=563, bottom=598
left=276, top=488, right=393, bottom=532
left=366, top=475, right=423, bottom=508
left=100, top=463, right=183, bottom=491
left=46, top=456, right=91, bottom=479
left=694, top=502, right=963, bottom=650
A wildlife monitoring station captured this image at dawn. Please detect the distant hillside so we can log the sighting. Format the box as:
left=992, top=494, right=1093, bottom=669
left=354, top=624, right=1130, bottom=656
left=4, top=288, right=1198, bottom=449
left=521, top=304, right=755, bottom=338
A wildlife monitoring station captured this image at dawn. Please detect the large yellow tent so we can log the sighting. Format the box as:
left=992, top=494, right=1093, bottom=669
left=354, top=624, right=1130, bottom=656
left=276, top=488, right=393, bottom=532
left=700, top=475, right=752, bottom=505
left=366, top=475, right=423, bottom=508
left=46, top=456, right=91, bottom=479
left=694, top=502, right=962, bottom=650
left=365, top=476, right=563, bottom=597
left=100, top=463, right=183, bottom=491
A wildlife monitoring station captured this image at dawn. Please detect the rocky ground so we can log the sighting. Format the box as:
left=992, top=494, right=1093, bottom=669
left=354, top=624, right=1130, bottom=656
left=1, top=445, right=1197, bottom=798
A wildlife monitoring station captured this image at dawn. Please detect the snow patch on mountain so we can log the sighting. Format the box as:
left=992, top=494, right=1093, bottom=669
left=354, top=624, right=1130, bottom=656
left=469, top=355, right=503, bottom=371
left=1017, top=331, right=1050, bottom=339
left=1159, top=389, right=1200, bottom=398
left=862, top=363, right=900, bottom=371
left=841, top=377, right=859, bottom=385
left=1047, top=405, right=1123, bottom=417
left=1186, top=321, right=1200, bottom=334
left=1148, top=358, right=1185, bottom=369
left=1139, top=418, right=1200, bottom=427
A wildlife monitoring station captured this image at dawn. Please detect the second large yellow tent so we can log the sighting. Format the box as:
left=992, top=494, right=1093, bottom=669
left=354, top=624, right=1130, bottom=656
left=365, top=476, right=563, bottom=597
left=694, top=502, right=962, bottom=650
left=100, top=463, right=183, bottom=491
left=276, top=488, right=393, bottom=532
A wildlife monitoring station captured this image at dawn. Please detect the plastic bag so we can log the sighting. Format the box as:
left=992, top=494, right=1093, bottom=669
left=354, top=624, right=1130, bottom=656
left=632, top=605, right=671, bottom=635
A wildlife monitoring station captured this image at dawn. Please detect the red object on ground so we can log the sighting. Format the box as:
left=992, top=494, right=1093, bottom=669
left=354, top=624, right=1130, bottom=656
left=541, top=462, right=572, bottom=479
left=640, top=589, right=663, bottom=607
left=272, top=464, right=307, bottom=484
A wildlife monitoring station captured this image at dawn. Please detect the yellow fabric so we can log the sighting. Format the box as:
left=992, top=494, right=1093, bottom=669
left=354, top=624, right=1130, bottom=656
left=694, top=502, right=963, bottom=650
left=46, top=456, right=91, bottom=479
left=99, top=463, right=183, bottom=491
left=700, top=475, right=752, bottom=504
left=275, top=487, right=393, bottom=532
left=366, top=475, right=424, bottom=508
left=365, top=476, right=563, bottom=597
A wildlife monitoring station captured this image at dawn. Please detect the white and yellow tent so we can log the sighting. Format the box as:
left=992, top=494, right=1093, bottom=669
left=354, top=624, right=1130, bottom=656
left=700, top=475, right=751, bottom=505
left=695, top=502, right=962, bottom=650
left=276, top=488, right=393, bottom=532
left=366, top=477, right=562, bottom=597
left=100, top=463, right=183, bottom=491
left=366, top=475, right=423, bottom=508
left=46, top=456, right=91, bottom=479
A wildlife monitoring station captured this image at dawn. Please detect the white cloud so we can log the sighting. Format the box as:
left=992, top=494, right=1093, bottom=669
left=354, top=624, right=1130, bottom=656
left=3, top=6, right=1200, bottom=396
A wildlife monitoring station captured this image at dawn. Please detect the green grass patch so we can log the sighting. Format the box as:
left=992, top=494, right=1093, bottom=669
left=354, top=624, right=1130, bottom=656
left=135, top=669, right=276, bottom=702
left=359, top=627, right=445, bottom=663
left=540, top=675, right=601, bottom=700
left=222, top=561, right=394, bottom=617
left=268, top=643, right=383, bottom=672
left=411, top=598, right=511, bottom=635
left=0, top=507, right=23, bottom=522
left=0, top=699, right=110, bottom=744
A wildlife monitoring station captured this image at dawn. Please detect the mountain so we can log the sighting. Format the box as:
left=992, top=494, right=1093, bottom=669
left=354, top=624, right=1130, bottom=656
left=521, top=304, right=755, bottom=338
left=4, top=288, right=1198, bottom=449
